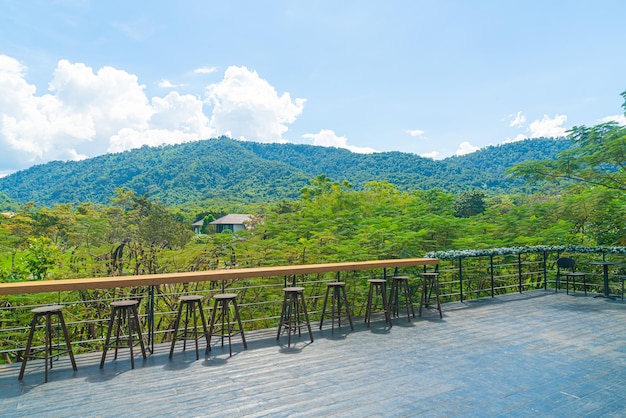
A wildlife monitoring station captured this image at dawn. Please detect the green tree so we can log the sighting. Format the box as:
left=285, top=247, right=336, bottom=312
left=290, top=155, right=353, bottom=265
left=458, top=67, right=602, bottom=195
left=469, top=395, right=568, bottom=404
left=509, top=90, right=626, bottom=192
left=454, top=190, right=487, bottom=218
left=23, top=236, right=59, bottom=280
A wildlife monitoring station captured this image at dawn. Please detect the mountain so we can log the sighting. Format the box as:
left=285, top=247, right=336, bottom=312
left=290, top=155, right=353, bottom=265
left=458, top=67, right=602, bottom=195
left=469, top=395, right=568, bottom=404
left=0, top=136, right=572, bottom=207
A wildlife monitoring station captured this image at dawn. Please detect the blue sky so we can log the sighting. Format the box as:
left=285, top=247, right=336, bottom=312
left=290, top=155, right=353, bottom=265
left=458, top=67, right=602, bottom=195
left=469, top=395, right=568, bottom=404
left=1, top=0, right=625, bottom=176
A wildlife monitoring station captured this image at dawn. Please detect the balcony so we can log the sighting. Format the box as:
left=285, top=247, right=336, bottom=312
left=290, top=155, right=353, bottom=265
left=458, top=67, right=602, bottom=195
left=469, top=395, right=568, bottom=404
left=1, top=250, right=626, bottom=416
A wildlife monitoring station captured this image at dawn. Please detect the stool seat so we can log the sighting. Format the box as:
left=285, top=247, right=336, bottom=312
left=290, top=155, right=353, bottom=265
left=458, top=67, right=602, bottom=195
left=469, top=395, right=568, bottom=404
left=31, top=304, right=64, bottom=314
left=100, top=299, right=147, bottom=370
left=319, top=281, right=353, bottom=334
left=178, top=295, right=203, bottom=301
left=277, top=286, right=313, bottom=347
left=208, top=292, right=247, bottom=357
left=169, top=295, right=210, bottom=360
left=365, top=279, right=392, bottom=328
left=19, top=304, right=77, bottom=383
left=283, top=287, right=305, bottom=292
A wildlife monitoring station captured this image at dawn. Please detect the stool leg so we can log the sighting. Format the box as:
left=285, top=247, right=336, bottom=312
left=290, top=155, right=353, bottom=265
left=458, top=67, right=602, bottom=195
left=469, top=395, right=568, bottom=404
left=419, top=279, right=426, bottom=317
left=113, top=308, right=123, bottom=361
left=191, top=302, right=199, bottom=360
left=331, top=286, right=338, bottom=332
left=340, top=286, right=354, bottom=330
left=382, top=283, right=392, bottom=327
left=365, top=284, right=374, bottom=327
left=276, top=293, right=288, bottom=340
left=169, top=302, right=184, bottom=359
left=44, top=312, right=52, bottom=383
left=19, top=314, right=39, bottom=380
left=131, top=305, right=147, bottom=360
left=182, top=303, right=190, bottom=353
left=196, top=301, right=211, bottom=354
left=100, top=308, right=117, bottom=369
left=287, top=293, right=295, bottom=347
left=319, top=286, right=331, bottom=330
left=58, top=311, right=77, bottom=372
left=209, top=298, right=219, bottom=346
left=224, top=300, right=233, bottom=356
left=402, top=280, right=415, bottom=320
left=299, top=292, right=314, bottom=343
left=232, top=299, right=247, bottom=349
left=127, top=307, right=135, bottom=370
left=435, top=281, right=442, bottom=318
left=389, top=280, right=398, bottom=318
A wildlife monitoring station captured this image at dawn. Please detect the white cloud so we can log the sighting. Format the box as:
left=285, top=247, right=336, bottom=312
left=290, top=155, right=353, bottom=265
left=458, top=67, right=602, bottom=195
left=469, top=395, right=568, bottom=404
left=508, top=111, right=526, bottom=128
left=504, top=114, right=568, bottom=144
left=455, top=141, right=479, bottom=156
left=420, top=151, right=439, bottom=159
left=406, top=129, right=424, bottom=137
left=302, top=129, right=376, bottom=154
left=0, top=56, right=307, bottom=174
left=503, top=134, right=528, bottom=144
left=601, top=114, right=626, bottom=125
left=205, top=65, right=306, bottom=142
left=158, top=80, right=178, bottom=88
left=528, top=114, right=567, bottom=138
left=194, top=67, right=218, bottom=74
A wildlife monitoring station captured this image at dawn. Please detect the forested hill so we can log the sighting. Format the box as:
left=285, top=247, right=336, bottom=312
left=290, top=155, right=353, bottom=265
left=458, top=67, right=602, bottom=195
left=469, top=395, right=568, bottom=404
left=0, top=136, right=572, bottom=208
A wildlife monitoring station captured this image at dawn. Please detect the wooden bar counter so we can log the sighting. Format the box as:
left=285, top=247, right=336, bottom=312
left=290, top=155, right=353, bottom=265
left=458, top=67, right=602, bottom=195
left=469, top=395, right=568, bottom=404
left=0, top=258, right=439, bottom=296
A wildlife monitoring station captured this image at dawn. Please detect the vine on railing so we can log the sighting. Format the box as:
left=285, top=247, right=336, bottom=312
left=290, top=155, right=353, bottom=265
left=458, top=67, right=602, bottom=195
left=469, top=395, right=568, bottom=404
left=426, top=245, right=626, bottom=259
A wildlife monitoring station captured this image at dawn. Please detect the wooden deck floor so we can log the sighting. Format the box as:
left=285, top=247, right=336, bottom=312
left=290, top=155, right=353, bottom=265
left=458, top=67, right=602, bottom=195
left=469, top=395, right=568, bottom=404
left=2, top=290, right=626, bottom=417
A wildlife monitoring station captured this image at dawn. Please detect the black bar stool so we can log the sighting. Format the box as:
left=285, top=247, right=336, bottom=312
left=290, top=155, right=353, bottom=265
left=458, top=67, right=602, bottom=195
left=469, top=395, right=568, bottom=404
left=419, top=272, right=442, bottom=318
left=19, top=304, right=77, bottom=383
left=364, top=279, right=392, bottom=328
left=319, top=281, right=354, bottom=333
left=389, top=276, right=415, bottom=322
left=208, top=293, right=247, bottom=357
left=277, top=286, right=314, bottom=347
left=169, top=295, right=211, bottom=360
left=100, top=300, right=147, bottom=370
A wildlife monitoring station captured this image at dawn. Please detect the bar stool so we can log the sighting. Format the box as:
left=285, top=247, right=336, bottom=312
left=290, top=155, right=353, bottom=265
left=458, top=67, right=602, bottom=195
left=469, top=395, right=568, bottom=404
left=419, top=272, right=442, bottom=318
left=364, top=279, right=392, bottom=328
left=169, top=295, right=211, bottom=360
left=100, top=300, right=147, bottom=370
left=208, top=293, right=247, bottom=357
left=389, top=276, right=415, bottom=322
left=19, top=304, right=77, bottom=383
left=277, top=287, right=314, bottom=347
left=319, top=281, right=354, bottom=334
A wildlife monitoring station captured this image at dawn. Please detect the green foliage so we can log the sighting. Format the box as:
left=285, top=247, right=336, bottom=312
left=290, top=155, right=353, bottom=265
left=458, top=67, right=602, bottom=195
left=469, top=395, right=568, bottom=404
left=0, top=137, right=572, bottom=208
left=454, top=190, right=487, bottom=218
left=23, top=236, right=59, bottom=280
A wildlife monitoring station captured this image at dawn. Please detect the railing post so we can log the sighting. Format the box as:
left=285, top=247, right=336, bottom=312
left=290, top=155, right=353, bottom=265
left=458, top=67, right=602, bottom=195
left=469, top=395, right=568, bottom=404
left=543, top=251, right=548, bottom=290
left=490, top=255, right=495, bottom=298
left=459, top=256, right=463, bottom=302
left=148, top=285, right=155, bottom=353
left=518, top=253, right=523, bottom=293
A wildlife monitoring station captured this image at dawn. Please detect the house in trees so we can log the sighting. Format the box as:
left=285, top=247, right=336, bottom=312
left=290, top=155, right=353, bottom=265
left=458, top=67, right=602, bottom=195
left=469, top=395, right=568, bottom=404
left=209, top=214, right=253, bottom=233
left=192, top=219, right=204, bottom=234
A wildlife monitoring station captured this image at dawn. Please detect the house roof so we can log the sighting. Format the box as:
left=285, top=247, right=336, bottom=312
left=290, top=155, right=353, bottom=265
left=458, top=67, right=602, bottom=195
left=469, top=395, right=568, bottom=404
left=192, top=219, right=204, bottom=227
left=209, top=214, right=252, bottom=225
